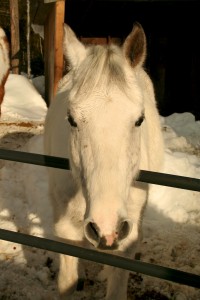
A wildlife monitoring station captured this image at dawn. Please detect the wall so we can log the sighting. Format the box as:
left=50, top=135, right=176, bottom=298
left=65, top=0, right=200, bottom=119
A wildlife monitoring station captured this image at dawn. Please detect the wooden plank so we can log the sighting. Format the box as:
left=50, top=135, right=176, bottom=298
left=31, top=0, right=53, bottom=25
left=44, top=4, right=55, bottom=106
left=9, top=0, right=20, bottom=74
left=54, top=0, right=65, bottom=96
left=31, top=1, right=65, bottom=25
left=81, top=37, right=122, bottom=46
left=44, top=0, right=65, bottom=105
left=108, top=37, right=121, bottom=45
left=30, top=0, right=42, bottom=24
left=80, top=37, right=108, bottom=45
left=44, top=0, right=58, bottom=3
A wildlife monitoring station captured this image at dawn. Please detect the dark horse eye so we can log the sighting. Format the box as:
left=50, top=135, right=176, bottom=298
left=135, top=113, right=145, bottom=127
left=68, top=114, right=77, bottom=127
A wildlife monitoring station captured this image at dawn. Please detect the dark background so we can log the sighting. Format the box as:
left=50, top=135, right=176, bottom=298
left=1, top=0, right=200, bottom=119
left=65, top=0, right=200, bottom=119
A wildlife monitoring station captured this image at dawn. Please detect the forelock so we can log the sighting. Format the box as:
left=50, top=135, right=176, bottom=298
left=72, top=44, right=128, bottom=97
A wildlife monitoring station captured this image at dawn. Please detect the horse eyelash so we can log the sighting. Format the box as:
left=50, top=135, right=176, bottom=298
left=135, top=113, right=145, bottom=127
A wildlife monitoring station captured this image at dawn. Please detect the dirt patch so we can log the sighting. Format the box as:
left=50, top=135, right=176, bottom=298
left=0, top=120, right=44, bottom=168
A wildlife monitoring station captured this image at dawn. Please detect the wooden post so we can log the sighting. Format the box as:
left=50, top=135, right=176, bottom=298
left=10, top=0, right=20, bottom=74
left=54, top=0, right=65, bottom=96
left=44, top=0, right=65, bottom=106
left=27, top=0, right=31, bottom=78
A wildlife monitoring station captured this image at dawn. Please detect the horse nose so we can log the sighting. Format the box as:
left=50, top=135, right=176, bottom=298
left=84, top=219, right=133, bottom=249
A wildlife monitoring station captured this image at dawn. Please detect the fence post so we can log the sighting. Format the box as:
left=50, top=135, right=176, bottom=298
left=10, top=0, right=20, bottom=74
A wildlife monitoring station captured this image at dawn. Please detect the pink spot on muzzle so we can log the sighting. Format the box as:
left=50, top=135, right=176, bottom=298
left=104, top=232, right=119, bottom=247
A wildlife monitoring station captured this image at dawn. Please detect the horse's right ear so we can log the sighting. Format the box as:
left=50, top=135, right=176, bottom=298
left=122, top=22, right=146, bottom=68
left=63, top=24, right=86, bottom=68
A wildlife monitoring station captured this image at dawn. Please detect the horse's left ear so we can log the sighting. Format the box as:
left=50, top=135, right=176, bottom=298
left=122, top=22, right=146, bottom=68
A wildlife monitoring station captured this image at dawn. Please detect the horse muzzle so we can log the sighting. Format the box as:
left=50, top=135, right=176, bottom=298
left=84, top=218, right=133, bottom=249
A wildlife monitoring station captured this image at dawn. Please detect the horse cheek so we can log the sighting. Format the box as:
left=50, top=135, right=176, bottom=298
left=70, top=133, right=81, bottom=172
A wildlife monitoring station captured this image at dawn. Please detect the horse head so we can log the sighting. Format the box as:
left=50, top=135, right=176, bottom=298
left=61, top=23, right=147, bottom=250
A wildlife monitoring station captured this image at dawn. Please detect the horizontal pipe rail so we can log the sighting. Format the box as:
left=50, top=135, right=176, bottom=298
left=0, top=149, right=200, bottom=289
left=0, top=228, right=200, bottom=289
left=0, top=148, right=200, bottom=192
left=0, top=148, right=70, bottom=170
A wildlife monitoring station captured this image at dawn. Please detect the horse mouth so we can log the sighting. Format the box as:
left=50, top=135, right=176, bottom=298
left=97, top=237, right=119, bottom=251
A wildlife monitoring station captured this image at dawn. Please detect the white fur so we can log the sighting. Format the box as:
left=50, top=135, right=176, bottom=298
left=44, top=23, right=164, bottom=299
left=0, top=27, right=9, bottom=84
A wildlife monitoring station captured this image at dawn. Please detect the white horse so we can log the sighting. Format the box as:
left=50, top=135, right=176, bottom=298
left=0, top=27, right=10, bottom=116
left=44, top=22, right=164, bottom=299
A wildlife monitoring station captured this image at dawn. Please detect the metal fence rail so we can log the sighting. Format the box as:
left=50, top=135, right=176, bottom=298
left=0, top=148, right=200, bottom=191
left=0, top=228, right=200, bottom=289
left=0, top=148, right=200, bottom=289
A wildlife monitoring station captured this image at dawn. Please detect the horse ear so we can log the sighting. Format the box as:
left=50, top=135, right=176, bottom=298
left=63, top=24, right=86, bottom=68
left=122, top=22, right=146, bottom=68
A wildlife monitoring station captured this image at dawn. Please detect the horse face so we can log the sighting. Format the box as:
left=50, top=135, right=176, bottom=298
left=68, top=92, right=144, bottom=249
left=63, top=23, right=146, bottom=249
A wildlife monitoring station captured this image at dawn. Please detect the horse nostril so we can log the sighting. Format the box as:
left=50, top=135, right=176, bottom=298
left=84, top=221, right=100, bottom=247
left=84, top=219, right=132, bottom=248
left=118, top=219, right=133, bottom=241
left=89, top=222, right=99, bottom=238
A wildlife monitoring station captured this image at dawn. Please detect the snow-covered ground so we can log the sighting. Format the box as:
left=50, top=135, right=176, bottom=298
left=0, top=73, right=200, bottom=299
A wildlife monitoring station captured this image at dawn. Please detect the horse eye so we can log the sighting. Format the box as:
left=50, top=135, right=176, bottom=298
left=68, top=114, right=77, bottom=127
left=135, top=114, right=145, bottom=127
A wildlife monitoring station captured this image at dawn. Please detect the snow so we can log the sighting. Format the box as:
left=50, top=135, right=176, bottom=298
left=0, top=74, right=200, bottom=299
left=1, top=74, right=47, bottom=122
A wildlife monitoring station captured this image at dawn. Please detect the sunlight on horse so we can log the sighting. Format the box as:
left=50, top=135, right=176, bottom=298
left=0, top=27, right=10, bottom=116
left=44, top=22, right=164, bottom=299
